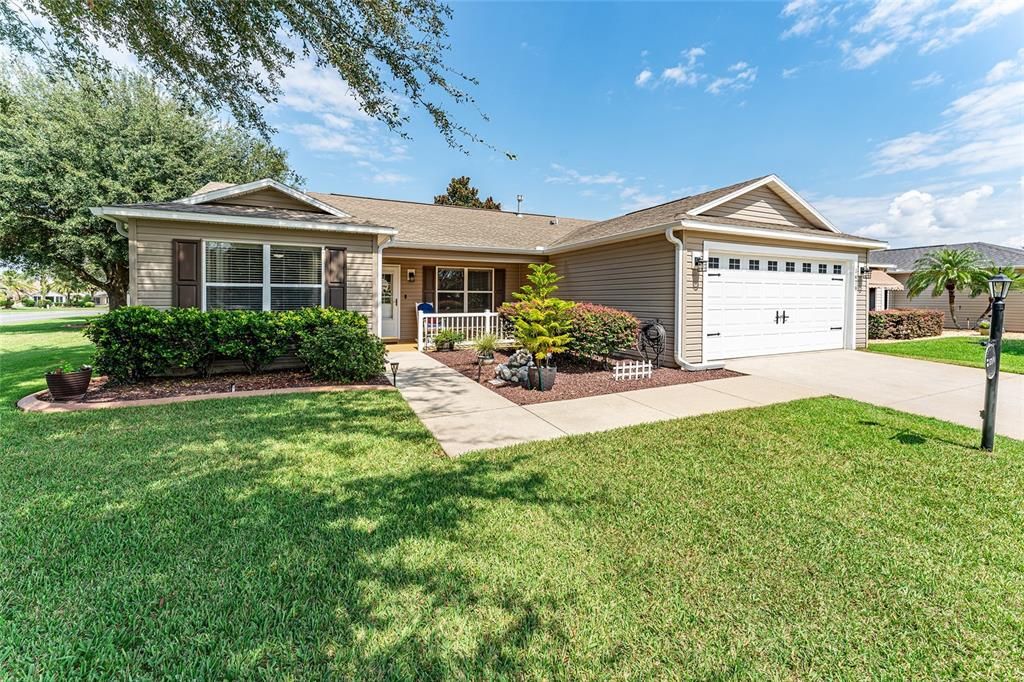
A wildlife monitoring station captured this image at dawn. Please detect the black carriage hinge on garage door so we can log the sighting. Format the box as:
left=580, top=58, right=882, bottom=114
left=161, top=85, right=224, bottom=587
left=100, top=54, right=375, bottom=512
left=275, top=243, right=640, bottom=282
left=706, top=332, right=721, bottom=337
left=831, top=326, right=843, bottom=330
left=832, top=277, right=844, bottom=281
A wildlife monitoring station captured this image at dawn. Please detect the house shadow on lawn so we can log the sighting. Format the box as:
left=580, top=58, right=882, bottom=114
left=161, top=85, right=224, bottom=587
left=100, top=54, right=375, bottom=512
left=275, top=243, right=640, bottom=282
left=2, top=392, right=581, bottom=678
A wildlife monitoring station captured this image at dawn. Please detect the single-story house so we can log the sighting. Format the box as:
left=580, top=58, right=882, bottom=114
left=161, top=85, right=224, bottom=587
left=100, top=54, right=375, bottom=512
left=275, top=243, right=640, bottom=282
left=868, top=242, right=1024, bottom=332
left=92, top=174, right=887, bottom=368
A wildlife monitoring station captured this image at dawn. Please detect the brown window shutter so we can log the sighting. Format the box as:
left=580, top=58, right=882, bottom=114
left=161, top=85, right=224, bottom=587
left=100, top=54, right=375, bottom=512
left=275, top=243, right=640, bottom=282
left=324, top=247, right=347, bottom=309
left=493, top=268, right=506, bottom=308
left=422, top=266, right=436, bottom=309
left=172, top=239, right=200, bottom=308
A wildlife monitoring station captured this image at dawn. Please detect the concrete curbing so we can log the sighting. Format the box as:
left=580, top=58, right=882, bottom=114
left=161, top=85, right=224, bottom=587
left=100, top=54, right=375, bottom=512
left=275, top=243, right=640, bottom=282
left=17, top=383, right=397, bottom=413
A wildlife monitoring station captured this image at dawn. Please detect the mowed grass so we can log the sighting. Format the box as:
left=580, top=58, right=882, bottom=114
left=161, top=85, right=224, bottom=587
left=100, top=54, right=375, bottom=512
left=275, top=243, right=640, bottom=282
left=867, top=335, right=1024, bottom=374
left=2, top=319, right=1023, bottom=678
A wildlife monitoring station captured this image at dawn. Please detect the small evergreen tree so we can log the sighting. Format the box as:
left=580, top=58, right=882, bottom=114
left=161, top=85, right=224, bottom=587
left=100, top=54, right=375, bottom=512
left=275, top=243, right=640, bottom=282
left=512, top=264, right=574, bottom=365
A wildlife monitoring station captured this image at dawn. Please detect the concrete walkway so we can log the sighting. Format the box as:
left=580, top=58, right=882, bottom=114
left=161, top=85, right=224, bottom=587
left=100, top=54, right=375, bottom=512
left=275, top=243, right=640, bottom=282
left=389, top=351, right=824, bottom=456
left=391, top=349, right=1023, bottom=456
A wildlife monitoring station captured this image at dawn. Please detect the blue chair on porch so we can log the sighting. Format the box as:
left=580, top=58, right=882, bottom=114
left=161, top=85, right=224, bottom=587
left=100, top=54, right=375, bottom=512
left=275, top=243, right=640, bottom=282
left=417, top=302, right=440, bottom=346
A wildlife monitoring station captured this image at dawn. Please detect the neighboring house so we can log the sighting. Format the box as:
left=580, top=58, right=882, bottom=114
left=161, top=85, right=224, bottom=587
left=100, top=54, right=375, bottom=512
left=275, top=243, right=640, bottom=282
left=868, top=242, right=1024, bottom=332
left=91, top=174, right=887, bottom=367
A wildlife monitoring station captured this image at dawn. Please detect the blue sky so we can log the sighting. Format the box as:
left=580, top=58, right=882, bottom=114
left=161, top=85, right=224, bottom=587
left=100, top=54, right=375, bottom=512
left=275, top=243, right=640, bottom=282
left=272, top=2, right=1021, bottom=248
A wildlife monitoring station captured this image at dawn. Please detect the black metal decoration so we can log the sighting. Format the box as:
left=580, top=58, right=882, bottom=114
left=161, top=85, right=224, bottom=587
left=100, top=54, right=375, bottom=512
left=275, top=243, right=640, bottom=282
left=981, top=273, right=1011, bottom=451
left=390, top=361, right=399, bottom=386
left=639, top=319, right=667, bottom=368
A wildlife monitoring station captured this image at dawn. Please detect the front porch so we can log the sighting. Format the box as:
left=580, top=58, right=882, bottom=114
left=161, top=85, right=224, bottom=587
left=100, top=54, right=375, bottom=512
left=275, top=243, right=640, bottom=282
left=379, top=251, right=542, bottom=344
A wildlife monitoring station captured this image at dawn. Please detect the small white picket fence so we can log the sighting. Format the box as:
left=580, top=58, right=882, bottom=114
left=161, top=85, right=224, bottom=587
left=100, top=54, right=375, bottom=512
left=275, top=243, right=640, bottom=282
left=612, top=359, right=653, bottom=381
left=417, top=309, right=516, bottom=351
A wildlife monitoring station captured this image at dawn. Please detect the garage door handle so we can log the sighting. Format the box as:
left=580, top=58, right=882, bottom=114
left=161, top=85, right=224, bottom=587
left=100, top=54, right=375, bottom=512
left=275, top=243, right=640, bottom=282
left=832, top=277, right=844, bottom=281
left=830, top=326, right=842, bottom=330
left=775, top=310, right=780, bottom=324
left=706, top=332, right=720, bottom=337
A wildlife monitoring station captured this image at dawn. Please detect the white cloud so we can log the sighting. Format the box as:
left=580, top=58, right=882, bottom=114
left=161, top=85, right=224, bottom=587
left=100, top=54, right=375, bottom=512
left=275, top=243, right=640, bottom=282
left=871, top=60, right=1024, bottom=177
left=620, top=186, right=667, bottom=212
left=661, top=47, right=706, bottom=86
left=912, top=72, right=944, bottom=88
left=634, top=69, right=653, bottom=87
left=545, top=163, right=625, bottom=186
left=782, top=67, right=801, bottom=79
left=986, top=48, right=1024, bottom=83
left=371, top=172, right=411, bottom=184
left=706, top=64, right=758, bottom=95
left=840, top=40, right=897, bottom=69
left=783, top=0, right=1024, bottom=69
left=816, top=182, right=1022, bottom=247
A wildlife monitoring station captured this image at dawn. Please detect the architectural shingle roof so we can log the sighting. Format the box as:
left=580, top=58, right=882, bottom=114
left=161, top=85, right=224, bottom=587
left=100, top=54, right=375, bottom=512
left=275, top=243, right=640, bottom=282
left=109, top=201, right=375, bottom=226
left=869, top=242, right=1024, bottom=272
left=308, top=193, right=591, bottom=250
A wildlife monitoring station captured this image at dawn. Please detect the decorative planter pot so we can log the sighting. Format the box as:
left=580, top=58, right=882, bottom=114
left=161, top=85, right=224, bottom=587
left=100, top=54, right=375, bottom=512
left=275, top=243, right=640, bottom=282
left=527, top=366, right=557, bottom=391
left=45, top=367, right=92, bottom=401
left=478, top=353, right=495, bottom=365
left=980, top=326, right=991, bottom=337
left=435, top=341, right=455, bottom=352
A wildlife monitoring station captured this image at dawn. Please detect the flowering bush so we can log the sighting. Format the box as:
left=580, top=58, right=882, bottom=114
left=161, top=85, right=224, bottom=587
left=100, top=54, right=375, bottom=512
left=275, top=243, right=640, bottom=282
left=566, top=303, right=639, bottom=366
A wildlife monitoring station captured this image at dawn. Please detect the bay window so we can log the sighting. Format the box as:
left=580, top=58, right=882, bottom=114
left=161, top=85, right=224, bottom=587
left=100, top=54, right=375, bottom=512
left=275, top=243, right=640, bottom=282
left=204, top=241, right=323, bottom=311
left=436, top=267, right=494, bottom=313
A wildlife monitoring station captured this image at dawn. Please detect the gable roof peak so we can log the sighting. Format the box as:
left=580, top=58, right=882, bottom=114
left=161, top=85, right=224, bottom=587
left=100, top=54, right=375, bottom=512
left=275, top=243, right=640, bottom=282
left=179, top=178, right=352, bottom=219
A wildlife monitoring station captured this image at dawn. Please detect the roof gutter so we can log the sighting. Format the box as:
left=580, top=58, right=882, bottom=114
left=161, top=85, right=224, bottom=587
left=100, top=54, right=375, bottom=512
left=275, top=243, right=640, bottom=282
left=665, top=225, right=726, bottom=372
left=679, top=220, right=888, bottom=250
left=90, top=206, right=396, bottom=236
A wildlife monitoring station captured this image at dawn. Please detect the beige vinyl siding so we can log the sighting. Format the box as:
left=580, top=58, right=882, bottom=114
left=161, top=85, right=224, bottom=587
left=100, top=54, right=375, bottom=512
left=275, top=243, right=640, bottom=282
left=549, top=235, right=677, bottom=365
left=383, top=256, right=531, bottom=341
left=702, top=186, right=817, bottom=229
left=888, top=271, right=1024, bottom=332
left=130, top=218, right=376, bottom=322
left=211, top=188, right=320, bottom=212
left=681, top=231, right=870, bottom=363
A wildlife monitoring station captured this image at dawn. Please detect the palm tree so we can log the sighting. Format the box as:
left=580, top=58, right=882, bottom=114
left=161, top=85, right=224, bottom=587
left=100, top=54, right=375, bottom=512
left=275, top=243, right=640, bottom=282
left=905, top=248, right=987, bottom=329
left=0, top=270, right=32, bottom=303
left=969, top=265, right=1023, bottom=325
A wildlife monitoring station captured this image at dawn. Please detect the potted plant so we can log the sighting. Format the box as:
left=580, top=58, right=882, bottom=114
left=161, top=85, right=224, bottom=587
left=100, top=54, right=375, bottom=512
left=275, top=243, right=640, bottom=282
left=474, top=334, right=498, bottom=364
left=979, top=320, right=991, bottom=337
left=511, top=264, right=574, bottom=391
left=45, top=361, right=93, bottom=401
left=433, top=329, right=465, bottom=351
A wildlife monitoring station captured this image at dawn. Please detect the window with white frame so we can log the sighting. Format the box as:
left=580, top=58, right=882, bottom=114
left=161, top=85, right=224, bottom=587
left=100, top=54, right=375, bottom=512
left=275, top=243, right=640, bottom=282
left=436, top=267, right=493, bottom=313
left=205, top=241, right=322, bottom=311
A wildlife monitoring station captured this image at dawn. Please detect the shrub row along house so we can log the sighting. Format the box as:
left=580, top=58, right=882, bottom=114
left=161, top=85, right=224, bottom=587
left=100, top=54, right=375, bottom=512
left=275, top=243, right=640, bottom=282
left=91, top=174, right=888, bottom=368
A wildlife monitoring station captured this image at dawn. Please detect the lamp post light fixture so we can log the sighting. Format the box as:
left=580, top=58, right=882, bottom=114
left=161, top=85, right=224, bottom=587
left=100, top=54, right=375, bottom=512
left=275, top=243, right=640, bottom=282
left=980, top=273, right=1011, bottom=451
left=390, top=361, right=400, bottom=387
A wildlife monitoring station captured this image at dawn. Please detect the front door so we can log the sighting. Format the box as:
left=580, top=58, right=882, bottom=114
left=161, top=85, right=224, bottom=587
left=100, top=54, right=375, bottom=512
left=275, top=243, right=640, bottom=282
left=381, top=265, right=400, bottom=338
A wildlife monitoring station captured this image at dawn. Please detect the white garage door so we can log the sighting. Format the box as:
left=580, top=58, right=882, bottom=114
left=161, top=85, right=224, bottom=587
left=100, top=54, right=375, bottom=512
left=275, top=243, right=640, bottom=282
left=703, top=249, right=849, bottom=361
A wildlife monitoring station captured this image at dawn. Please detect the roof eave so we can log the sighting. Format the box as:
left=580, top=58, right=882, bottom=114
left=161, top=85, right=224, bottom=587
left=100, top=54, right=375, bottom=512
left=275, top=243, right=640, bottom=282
left=90, top=206, right=397, bottom=236
left=679, top=219, right=887, bottom=249
left=176, top=178, right=354, bottom=219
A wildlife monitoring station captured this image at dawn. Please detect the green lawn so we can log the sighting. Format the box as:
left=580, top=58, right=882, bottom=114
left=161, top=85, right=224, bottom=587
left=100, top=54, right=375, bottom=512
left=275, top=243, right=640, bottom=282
left=867, top=335, right=1024, bottom=374
left=2, top=320, right=1023, bottom=678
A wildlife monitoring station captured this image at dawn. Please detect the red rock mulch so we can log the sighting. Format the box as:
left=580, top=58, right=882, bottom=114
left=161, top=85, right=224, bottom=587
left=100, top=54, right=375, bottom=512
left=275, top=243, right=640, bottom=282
left=427, top=349, right=742, bottom=405
left=38, top=369, right=390, bottom=403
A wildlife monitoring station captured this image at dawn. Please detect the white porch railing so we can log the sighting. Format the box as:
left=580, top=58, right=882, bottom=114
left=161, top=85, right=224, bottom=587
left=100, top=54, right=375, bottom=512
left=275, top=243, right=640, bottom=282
left=417, top=310, right=516, bottom=351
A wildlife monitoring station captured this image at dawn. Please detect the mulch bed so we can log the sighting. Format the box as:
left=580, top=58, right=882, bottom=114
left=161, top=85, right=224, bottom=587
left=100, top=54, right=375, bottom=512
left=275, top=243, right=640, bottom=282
left=427, top=349, right=742, bottom=405
left=38, top=369, right=390, bottom=403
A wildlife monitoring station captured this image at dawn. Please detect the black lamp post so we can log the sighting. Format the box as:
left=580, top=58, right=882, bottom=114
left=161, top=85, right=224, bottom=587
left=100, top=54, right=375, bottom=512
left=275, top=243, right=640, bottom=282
left=980, top=273, right=1011, bottom=451
left=390, top=361, right=399, bottom=387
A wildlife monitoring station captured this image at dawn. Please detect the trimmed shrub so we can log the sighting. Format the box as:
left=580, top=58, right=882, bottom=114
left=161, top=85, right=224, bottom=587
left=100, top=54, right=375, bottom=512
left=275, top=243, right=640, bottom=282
left=163, top=307, right=220, bottom=377
left=566, top=303, right=640, bottom=366
left=212, top=311, right=290, bottom=374
left=21, top=298, right=35, bottom=307
left=868, top=309, right=944, bottom=340
left=279, top=307, right=368, bottom=345
left=0, top=297, right=12, bottom=309
left=297, top=323, right=387, bottom=383
left=85, top=306, right=170, bottom=383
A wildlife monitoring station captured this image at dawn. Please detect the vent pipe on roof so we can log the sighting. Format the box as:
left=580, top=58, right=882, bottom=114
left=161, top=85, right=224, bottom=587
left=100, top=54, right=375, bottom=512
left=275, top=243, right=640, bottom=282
left=516, top=194, right=523, bottom=216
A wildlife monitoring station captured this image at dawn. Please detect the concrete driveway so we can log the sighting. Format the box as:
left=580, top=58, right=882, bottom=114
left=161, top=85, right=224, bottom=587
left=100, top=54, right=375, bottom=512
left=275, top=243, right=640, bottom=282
left=727, top=350, right=1023, bottom=441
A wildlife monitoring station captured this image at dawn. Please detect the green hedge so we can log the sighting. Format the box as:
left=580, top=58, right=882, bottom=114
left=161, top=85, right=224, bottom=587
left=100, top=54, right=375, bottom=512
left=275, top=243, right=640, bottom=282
left=868, top=309, right=945, bottom=340
left=85, top=307, right=372, bottom=384
left=500, top=300, right=639, bottom=365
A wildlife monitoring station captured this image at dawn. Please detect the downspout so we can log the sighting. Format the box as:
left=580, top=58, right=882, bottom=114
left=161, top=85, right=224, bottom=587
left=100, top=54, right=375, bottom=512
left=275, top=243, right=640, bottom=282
left=112, top=219, right=128, bottom=238
left=664, top=225, right=726, bottom=371
left=375, top=235, right=395, bottom=336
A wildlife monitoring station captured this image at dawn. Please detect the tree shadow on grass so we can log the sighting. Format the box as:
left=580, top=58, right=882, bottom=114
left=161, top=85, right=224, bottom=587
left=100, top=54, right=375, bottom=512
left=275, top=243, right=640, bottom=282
left=1, top=391, right=581, bottom=678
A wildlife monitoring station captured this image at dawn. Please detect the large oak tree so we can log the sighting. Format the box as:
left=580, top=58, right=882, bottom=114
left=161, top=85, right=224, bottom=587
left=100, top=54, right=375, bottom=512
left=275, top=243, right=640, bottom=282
left=0, top=0, right=482, bottom=146
left=0, top=68, right=300, bottom=309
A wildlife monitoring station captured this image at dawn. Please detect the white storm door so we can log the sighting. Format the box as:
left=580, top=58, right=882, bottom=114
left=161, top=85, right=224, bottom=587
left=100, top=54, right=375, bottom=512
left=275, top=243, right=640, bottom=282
left=381, top=265, right=400, bottom=338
